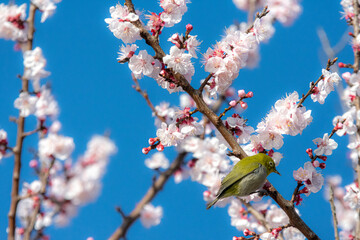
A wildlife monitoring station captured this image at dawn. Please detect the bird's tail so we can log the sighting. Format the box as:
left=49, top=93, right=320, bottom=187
left=206, top=198, right=219, bottom=210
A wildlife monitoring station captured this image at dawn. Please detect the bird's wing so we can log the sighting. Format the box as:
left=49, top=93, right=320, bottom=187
left=216, top=160, right=261, bottom=197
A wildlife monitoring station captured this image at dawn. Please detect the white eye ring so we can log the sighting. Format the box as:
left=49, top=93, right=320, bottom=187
left=269, top=162, right=274, bottom=167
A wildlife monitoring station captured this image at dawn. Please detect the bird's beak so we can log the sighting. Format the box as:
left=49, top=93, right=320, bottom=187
left=274, top=168, right=281, bottom=176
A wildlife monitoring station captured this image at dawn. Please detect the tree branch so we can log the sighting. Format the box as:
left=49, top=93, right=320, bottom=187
left=131, top=74, right=166, bottom=123
left=329, top=186, right=339, bottom=240
left=23, top=156, right=55, bottom=240
left=117, top=1, right=320, bottom=239
left=7, top=4, right=37, bottom=240
left=108, top=152, right=187, bottom=240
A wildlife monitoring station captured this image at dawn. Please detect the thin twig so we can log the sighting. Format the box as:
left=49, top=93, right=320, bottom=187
left=246, top=6, right=269, bottom=34
left=7, top=4, right=37, bottom=240
left=297, top=58, right=338, bottom=108
left=131, top=74, right=166, bottom=123
left=290, top=182, right=304, bottom=204
left=240, top=199, right=271, bottom=231
left=23, top=157, right=56, bottom=240
left=108, top=152, right=187, bottom=240
left=329, top=186, right=339, bottom=240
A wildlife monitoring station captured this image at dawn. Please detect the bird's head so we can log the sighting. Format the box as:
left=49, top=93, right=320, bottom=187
left=257, top=153, right=280, bottom=176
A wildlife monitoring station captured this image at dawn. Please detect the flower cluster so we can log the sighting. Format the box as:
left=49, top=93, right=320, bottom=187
left=310, top=69, right=341, bottom=104
left=325, top=176, right=359, bottom=239
left=248, top=92, right=312, bottom=154
left=233, top=0, right=302, bottom=27
left=229, top=199, right=305, bottom=239
left=17, top=135, right=117, bottom=229
left=105, top=3, right=141, bottom=43
left=23, top=47, right=51, bottom=90
left=156, top=107, right=203, bottom=148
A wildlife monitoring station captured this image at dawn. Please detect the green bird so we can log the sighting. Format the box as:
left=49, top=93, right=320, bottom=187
left=206, top=153, right=280, bottom=209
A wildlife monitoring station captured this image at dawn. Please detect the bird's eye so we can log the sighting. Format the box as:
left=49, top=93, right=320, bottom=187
left=269, top=162, right=274, bottom=167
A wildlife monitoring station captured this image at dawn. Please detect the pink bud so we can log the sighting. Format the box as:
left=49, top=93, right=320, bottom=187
left=306, top=148, right=313, bottom=157
left=29, top=160, right=38, bottom=168
left=17, top=228, right=25, bottom=235
left=318, top=155, right=327, bottom=161
left=246, top=91, right=253, bottom=98
left=338, top=62, right=346, bottom=68
left=142, top=147, right=150, bottom=155
left=319, top=163, right=326, bottom=169
left=156, top=144, right=164, bottom=152
left=203, top=190, right=211, bottom=198
left=243, top=229, right=251, bottom=236
left=313, top=160, right=320, bottom=168
left=342, top=72, right=351, bottom=82
left=240, top=101, right=248, bottom=109
left=148, top=138, right=156, bottom=145
left=186, top=24, right=193, bottom=32
left=238, top=89, right=246, bottom=98
left=229, top=100, right=237, bottom=107
left=169, top=83, right=176, bottom=89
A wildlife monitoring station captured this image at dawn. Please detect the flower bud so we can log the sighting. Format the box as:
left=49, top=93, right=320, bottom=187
left=318, top=155, right=327, bottom=161
left=29, top=159, right=38, bottom=168
left=186, top=24, right=193, bottom=32
left=243, top=229, right=251, bottom=236
left=142, top=147, right=151, bottom=154
left=238, top=89, right=246, bottom=98
left=246, top=91, right=253, bottom=98
left=240, top=101, right=248, bottom=109
left=319, top=163, right=326, bottom=169
left=229, top=100, right=237, bottom=107
left=156, top=143, right=164, bottom=152
left=306, top=148, right=313, bottom=157
left=338, top=62, right=346, bottom=68
left=312, top=160, right=320, bottom=168
left=148, top=138, right=156, bottom=145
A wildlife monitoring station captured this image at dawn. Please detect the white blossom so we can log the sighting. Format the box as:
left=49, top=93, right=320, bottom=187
left=14, top=92, right=38, bottom=117
left=128, top=50, right=155, bottom=79
left=39, top=134, right=75, bottom=161
left=145, top=152, right=169, bottom=169
left=140, top=204, right=163, bottom=228
left=156, top=122, right=184, bottom=147
left=0, top=3, right=27, bottom=41
left=163, top=46, right=194, bottom=77
left=23, top=47, right=51, bottom=86
left=313, top=133, right=338, bottom=156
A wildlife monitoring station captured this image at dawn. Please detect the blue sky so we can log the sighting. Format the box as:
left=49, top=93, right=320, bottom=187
left=0, top=0, right=355, bottom=239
